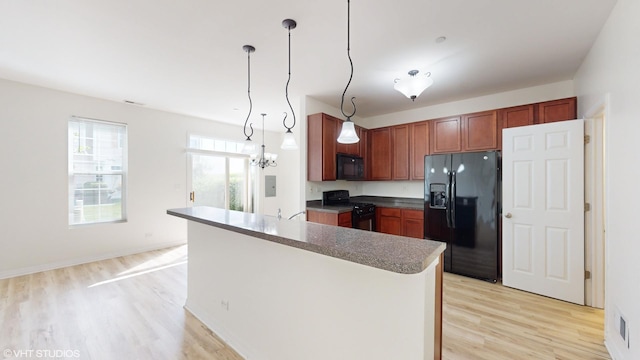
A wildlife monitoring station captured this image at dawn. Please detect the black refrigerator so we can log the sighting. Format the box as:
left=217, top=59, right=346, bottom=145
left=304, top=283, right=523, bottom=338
left=424, top=151, right=500, bottom=282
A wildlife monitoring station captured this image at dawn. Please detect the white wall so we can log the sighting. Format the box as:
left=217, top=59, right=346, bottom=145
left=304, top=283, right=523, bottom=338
left=0, top=78, right=296, bottom=278
left=304, top=82, right=575, bottom=202
left=574, top=0, right=640, bottom=358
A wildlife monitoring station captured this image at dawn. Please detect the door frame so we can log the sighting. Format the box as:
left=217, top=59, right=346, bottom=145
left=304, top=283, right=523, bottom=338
left=583, top=94, right=609, bottom=309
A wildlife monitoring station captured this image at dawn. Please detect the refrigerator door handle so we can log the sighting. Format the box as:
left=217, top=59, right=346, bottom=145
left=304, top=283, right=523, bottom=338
left=451, top=171, right=457, bottom=229
left=445, top=171, right=452, bottom=228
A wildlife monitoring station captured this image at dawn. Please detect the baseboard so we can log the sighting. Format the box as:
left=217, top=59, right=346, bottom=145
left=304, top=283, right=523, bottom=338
left=184, top=301, right=257, bottom=360
left=0, top=240, right=187, bottom=280
left=605, top=339, right=623, bottom=360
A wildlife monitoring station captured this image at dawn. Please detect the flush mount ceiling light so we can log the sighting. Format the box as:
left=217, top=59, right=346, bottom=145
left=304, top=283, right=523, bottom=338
left=394, top=70, right=434, bottom=101
left=241, top=45, right=257, bottom=155
left=280, top=18, right=298, bottom=150
left=337, top=0, right=360, bottom=145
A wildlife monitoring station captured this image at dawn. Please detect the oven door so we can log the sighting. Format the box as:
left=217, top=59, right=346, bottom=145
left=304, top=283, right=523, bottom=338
left=352, top=211, right=376, bottom=231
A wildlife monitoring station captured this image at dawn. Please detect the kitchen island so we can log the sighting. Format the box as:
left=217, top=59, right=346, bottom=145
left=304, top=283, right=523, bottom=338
left=168, top=206, right=446, bottom=360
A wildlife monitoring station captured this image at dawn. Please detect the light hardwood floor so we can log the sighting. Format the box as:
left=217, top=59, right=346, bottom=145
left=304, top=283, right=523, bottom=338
left=0, top=245, right=610, bottom=360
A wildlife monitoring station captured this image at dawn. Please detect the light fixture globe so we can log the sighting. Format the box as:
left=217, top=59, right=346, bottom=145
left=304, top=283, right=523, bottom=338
left=394, top=70, right=433, bottom=101
left=281, top=129, right=298, bottom=150
left=337, top=119, right=359, bottom=144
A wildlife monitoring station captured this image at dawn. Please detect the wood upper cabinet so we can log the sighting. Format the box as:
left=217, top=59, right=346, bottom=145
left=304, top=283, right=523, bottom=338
left=307, top=113, right=338, bottom=181
left=498, top=105, right=535, bottom=150
left=462, top=110, right=498, bottom=151
left=430, top=116, right=462, bottom=154
left=410, top=121, right=429, bottom=180
left=537, top=97, right=577, bottom=123
left=392, top=125, right=410, bottom=180
left=369, top=127, right=392, bottom=180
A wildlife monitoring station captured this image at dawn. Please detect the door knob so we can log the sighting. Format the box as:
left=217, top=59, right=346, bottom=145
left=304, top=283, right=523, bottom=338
left=505, top=213, right=512, bottom=219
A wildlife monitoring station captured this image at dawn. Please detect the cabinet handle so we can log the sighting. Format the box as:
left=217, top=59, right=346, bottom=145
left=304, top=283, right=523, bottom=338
left=505, top=212, right=512, bottom=219
left=190, top=191, right=195, bottom=202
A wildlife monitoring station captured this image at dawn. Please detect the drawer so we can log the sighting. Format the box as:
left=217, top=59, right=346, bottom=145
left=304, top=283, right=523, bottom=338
left=378, top=207, right=401, bottom=218
left=402, top=209, right=424, bottom=220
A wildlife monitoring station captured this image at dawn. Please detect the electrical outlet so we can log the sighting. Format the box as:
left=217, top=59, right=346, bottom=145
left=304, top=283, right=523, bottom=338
left=221, top=300, right=229, bottom=311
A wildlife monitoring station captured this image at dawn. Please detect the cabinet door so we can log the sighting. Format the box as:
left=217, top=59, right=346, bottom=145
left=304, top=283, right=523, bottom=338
left=376, top=207, right=402, bottom=235
left=410, top=121, right=429, bottom=180
left=462, top=110, right=498, bottom=151
left=338, top=212, right=352, bottom=228
left=402, top=209, right=424, bottom=239
left=306, top=210, right=338, bottom=226
left=430, top=117, right=462, bottom=154
left=498, top=105, right=534, bottom=150
left=392, top=125, right=410, bottom=180
left=538, top=97, right=577, bottom=123
left=370, top=127, right=392, bottom=180
left=307, top=113, right=337, bottom=181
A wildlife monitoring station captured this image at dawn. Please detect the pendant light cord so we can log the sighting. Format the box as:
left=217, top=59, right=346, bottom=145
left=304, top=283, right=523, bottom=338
left=340, top=0, right=356, bottom=120
left=243, top=47, right=254, bottom=140
left=283, top=24, right=296, bottom=132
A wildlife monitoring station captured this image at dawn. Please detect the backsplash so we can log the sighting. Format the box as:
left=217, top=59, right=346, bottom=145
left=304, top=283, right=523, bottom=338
left=306, top=180, right=423, bottom=200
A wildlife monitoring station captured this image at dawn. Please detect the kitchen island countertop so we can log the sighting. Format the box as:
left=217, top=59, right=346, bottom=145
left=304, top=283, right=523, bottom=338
left=168, top=206, right=444, bottom=274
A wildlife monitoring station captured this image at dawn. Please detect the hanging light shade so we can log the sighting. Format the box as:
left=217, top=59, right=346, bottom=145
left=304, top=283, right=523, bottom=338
left=280, top=19, right=299, bottom=150
left=241, top=45, right=257, bottom=155
left=394, top=70, right=433, bottom=101
left=337, top=0, right=360, bottom=145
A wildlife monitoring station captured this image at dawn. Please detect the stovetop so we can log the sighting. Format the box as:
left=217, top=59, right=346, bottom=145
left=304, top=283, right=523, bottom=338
left=322, top=190, right=376, bottom=215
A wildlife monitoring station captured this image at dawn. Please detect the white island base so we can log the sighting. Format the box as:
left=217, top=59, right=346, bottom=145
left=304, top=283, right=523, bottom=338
left=185, top=220, right=440, bottom=360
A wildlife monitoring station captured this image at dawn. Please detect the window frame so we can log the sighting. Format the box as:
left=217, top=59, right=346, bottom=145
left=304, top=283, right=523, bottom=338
left=68, top=116, right=128, bottom=227
left=187, top=134, right=255, bottom=213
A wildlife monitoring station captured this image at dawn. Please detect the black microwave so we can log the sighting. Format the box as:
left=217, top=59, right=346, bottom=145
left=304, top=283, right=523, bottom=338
left=336, top=153, right=364, bottom=180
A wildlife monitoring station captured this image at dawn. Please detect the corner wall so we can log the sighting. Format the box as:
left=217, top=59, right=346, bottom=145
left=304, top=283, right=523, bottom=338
left=574, top=0, right=640, bottom=358
left=0, top=78, right=289, bottom=278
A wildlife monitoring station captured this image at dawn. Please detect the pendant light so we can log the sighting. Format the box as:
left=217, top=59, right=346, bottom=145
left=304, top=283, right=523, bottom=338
left=241, top=45, right=257, bottom=155
left=337, top=0, right=360, bottom=144
left=281, top=19, right=299, bottom=150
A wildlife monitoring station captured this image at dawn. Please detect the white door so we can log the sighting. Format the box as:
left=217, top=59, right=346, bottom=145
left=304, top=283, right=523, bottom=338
left=502, top=119, right=584, bottom=305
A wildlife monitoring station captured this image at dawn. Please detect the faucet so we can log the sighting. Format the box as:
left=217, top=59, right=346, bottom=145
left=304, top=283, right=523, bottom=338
left=288, top=210, right=306, bottom=220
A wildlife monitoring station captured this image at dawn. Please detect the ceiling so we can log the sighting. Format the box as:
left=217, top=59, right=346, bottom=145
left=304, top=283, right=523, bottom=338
left=0, top=0, right=617, bottom=131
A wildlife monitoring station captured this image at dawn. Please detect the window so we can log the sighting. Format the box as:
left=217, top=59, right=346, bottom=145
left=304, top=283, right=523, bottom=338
left=68, top=117, right=127, bottom=225
left=188, top=135, right=254, bottom=212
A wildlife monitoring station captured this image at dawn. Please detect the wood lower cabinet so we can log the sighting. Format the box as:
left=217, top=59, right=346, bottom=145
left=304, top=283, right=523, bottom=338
left=430, top=116, right=462, bottom=154
left=376, top=207, right=402, bottom=235
left=401, top=209, right=424, bottom=239
left=376, top=207, right=424, bottom=239
left=410, top=121, right=429, bottom=180
left=537, top=97, right=577, bottom=123
left=307, top=210, right=352, bottom=228
left=462, top=110, right=498, bottom=151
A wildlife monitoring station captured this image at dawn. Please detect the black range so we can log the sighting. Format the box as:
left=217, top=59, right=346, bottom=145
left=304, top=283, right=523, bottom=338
left=322, top=190, right=376, bottom=231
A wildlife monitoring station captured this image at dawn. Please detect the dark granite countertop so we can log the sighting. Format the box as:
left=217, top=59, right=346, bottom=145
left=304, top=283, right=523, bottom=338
left=168, top=206, right=444, bottom=274
left=306, top=196, right=424, bottom=213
